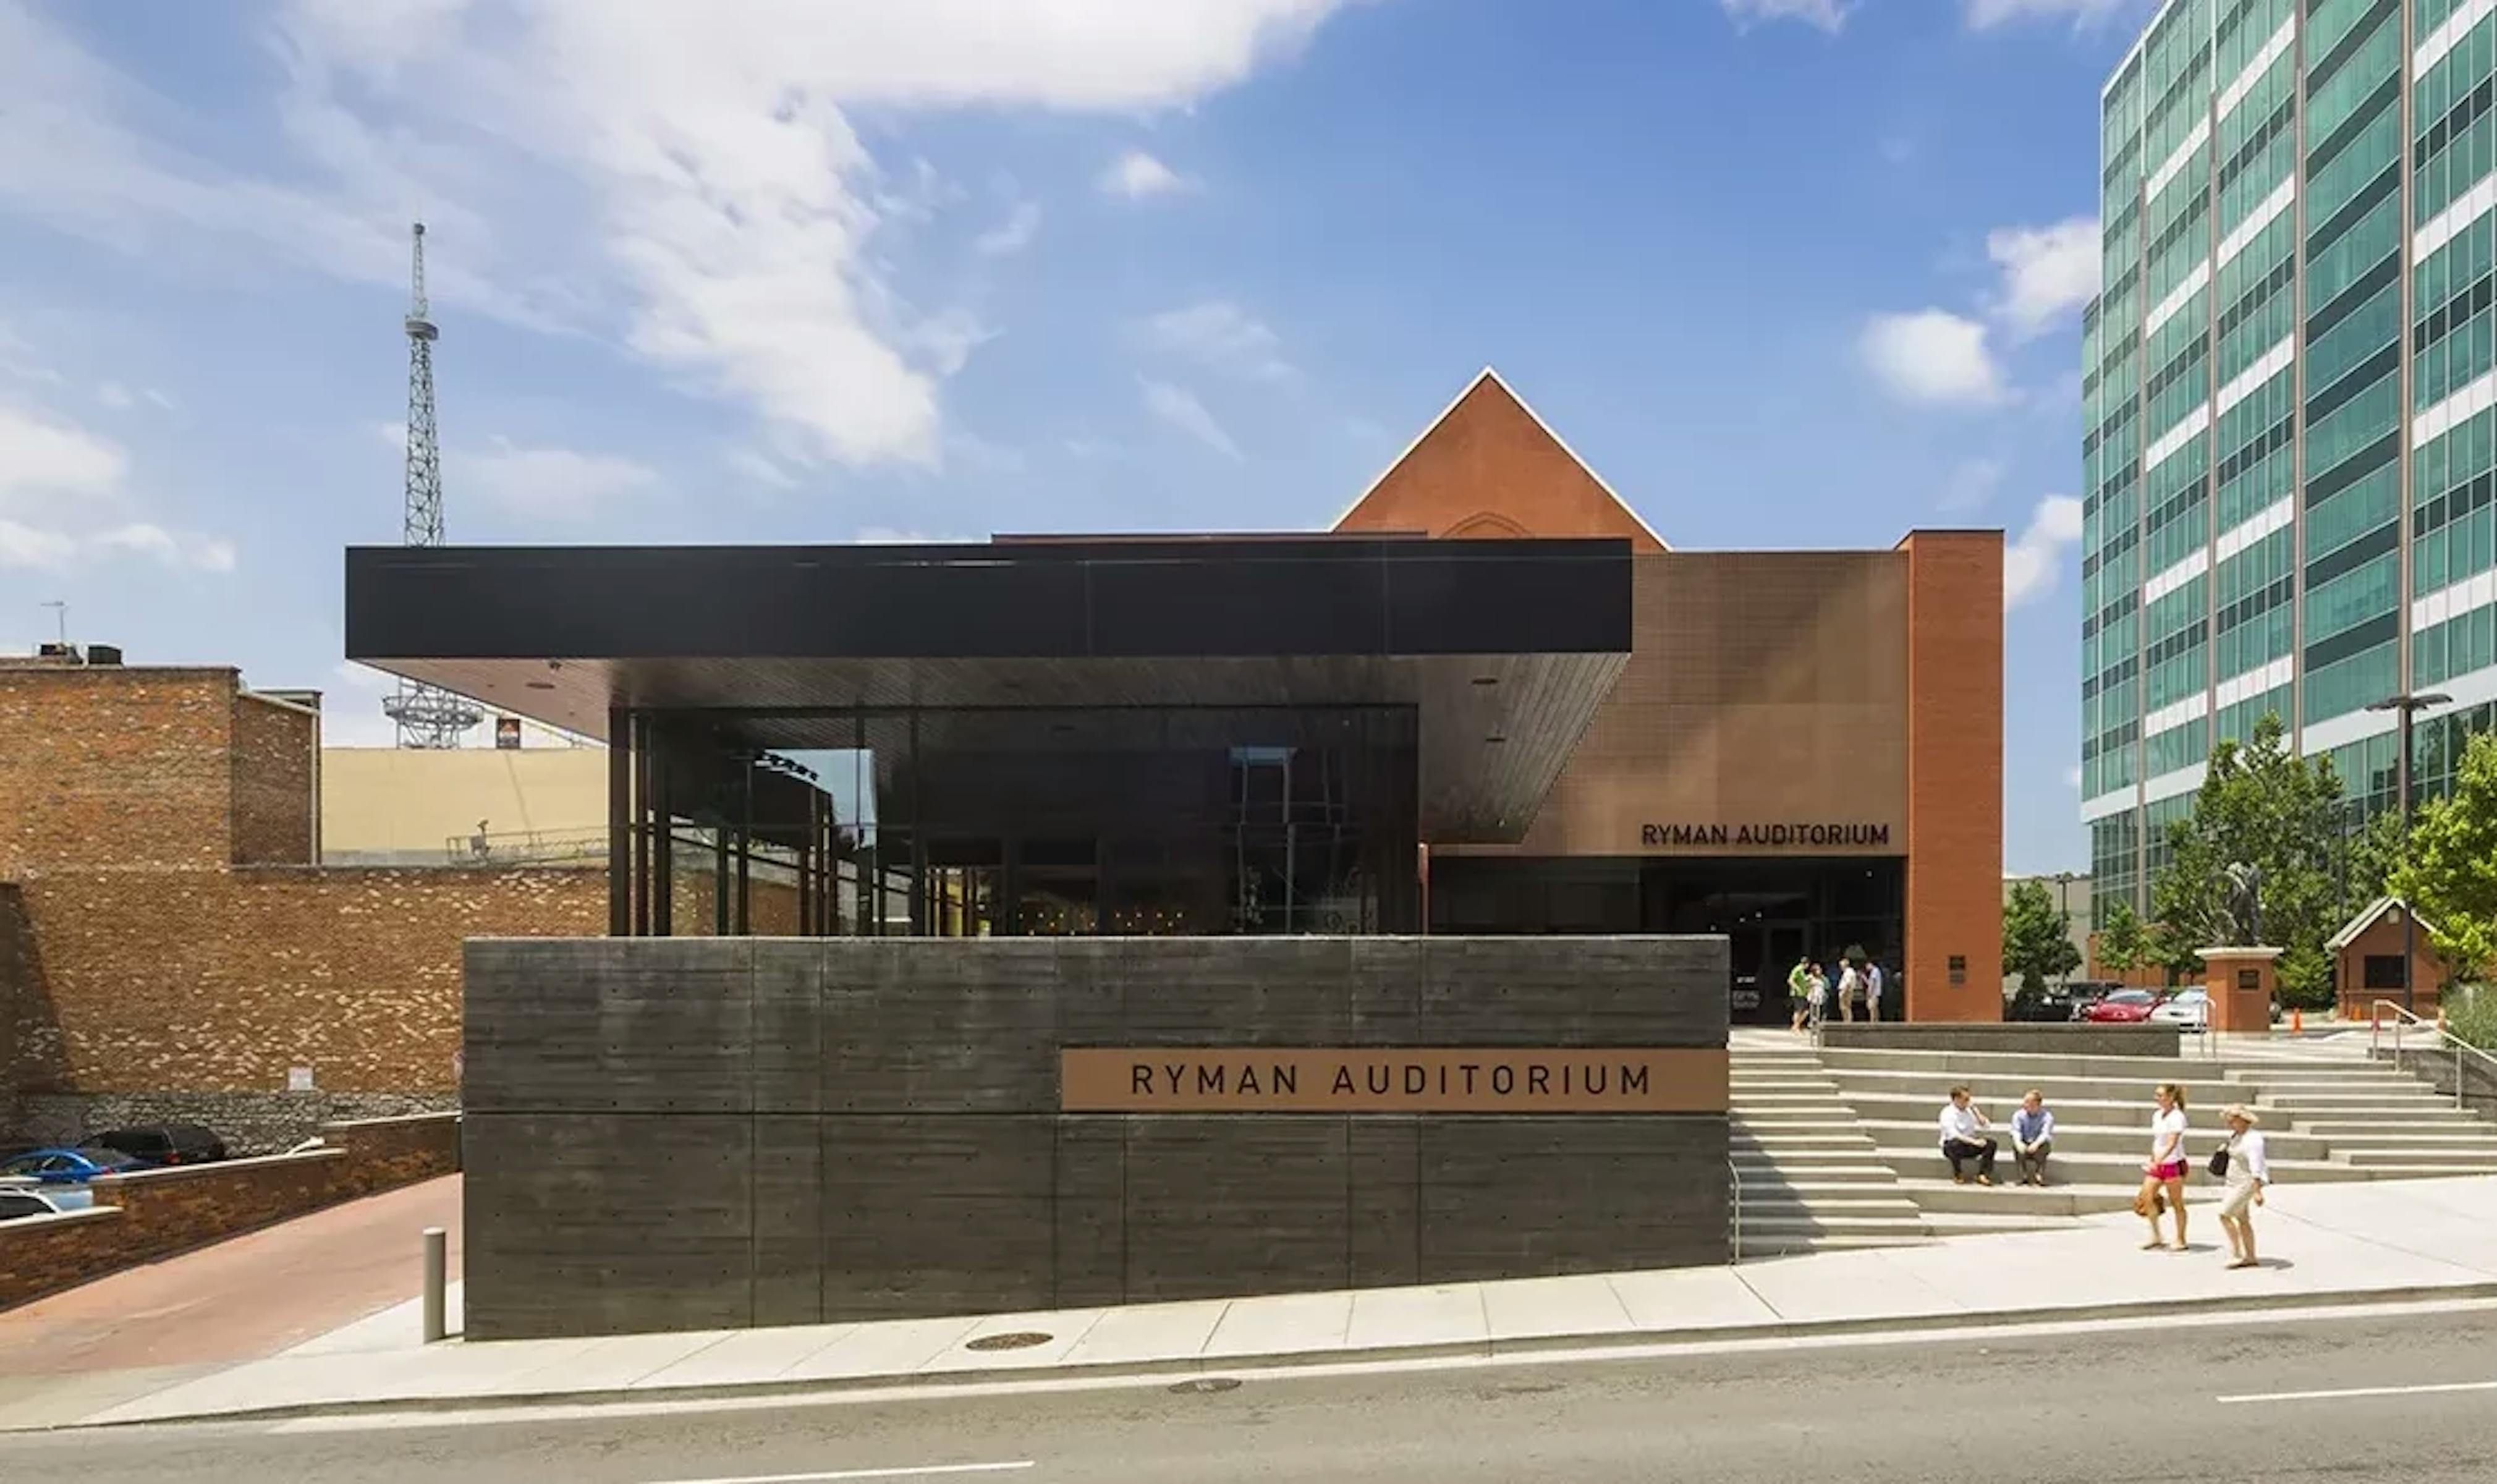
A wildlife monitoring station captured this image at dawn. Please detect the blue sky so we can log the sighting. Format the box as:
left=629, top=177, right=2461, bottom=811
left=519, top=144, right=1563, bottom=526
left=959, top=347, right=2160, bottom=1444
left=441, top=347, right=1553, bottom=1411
left=0, top=0, right=2156, bottom=871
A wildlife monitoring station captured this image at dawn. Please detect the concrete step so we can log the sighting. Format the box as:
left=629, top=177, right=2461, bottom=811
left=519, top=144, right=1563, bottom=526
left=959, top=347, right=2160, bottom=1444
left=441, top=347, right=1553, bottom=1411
left=1736, top=1213, right=1933, bottom=1237
left=2262, top=1093, right=2482, bottom=1111
left=1731, top=1161, right=1902, bottom=1184
left=1855, top=1118, right=2335, bottom=1161
left=1922, top=1211, right=2095, bottom=1236
left=1823, top=1069, right=2247, bottom=1106
left=1815, top=1048, right=2226, bottom=1080
left=2339, top=1149, right=2497, bottom=1170
left=2295, top=1119, right=2497, bottom=1140
left=1725, top=1105, right=1852, bottom=1122
left=1865, top=1147, right=2388, bottom=1185
left=1733, top=1133, right=1879, bottom=1153
left=1737, top=1224, right=1927, bottom=1249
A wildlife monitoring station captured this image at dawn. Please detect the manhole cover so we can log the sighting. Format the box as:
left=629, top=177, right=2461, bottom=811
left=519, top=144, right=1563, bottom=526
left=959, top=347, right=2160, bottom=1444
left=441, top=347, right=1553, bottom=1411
left=964, top=1331, right=1054, bottom=1352
left=1169, top=1377, right=1243, bottom=1394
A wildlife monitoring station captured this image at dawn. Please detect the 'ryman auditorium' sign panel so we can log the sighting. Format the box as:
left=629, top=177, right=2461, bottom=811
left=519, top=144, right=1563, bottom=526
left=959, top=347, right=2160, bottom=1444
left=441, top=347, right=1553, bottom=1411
left=1640, top=821, right=1891, bottom=849
left=1061, top=1048, right=1728, bottom=1114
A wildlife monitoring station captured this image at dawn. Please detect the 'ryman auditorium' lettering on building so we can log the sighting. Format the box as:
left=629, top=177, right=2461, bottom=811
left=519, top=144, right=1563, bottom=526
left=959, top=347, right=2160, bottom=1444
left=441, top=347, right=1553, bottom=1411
left=1639, top=821, right=1891, bottom=849
left=1060, top=1048, right=1728, bottom=1114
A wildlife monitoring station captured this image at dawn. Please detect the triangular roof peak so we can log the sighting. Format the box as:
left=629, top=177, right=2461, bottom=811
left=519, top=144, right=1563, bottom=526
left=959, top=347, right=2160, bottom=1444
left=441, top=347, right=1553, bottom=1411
left=2328, top=895, right=2436, bottom=952
left=1331, top=367, right=1669, bottom=551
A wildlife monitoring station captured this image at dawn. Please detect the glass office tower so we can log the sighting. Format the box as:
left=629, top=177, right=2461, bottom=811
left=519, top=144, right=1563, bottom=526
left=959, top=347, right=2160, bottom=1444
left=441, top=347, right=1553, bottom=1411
left=2084, top=0, right=2497, bottom=926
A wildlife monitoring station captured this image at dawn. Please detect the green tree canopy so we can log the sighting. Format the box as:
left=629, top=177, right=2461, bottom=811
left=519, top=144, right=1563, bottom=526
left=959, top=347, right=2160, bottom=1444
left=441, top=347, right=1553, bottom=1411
left=2144, top=712, right=2347, bottom=1005
left=2388, top=727, right=2497, bottom=983
left=2003, top=880, right=2083, bottom=995
left=2096, top=899, right=2148, bottom=975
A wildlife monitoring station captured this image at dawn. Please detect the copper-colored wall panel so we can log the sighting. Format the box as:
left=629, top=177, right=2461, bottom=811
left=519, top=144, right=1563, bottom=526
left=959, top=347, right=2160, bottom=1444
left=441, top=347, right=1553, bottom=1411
left=1455, top=552, right=1909, bottom=858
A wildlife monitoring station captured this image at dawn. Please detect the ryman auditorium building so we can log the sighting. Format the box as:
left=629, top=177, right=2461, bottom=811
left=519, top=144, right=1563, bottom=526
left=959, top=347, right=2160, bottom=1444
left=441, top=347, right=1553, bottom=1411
left=349, top=368, right=2003, bottom=1026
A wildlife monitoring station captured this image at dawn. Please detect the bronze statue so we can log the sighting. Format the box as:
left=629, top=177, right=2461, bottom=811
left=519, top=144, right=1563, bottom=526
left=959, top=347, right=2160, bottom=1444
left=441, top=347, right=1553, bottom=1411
left=2219, top=861, right=2263, bottom=945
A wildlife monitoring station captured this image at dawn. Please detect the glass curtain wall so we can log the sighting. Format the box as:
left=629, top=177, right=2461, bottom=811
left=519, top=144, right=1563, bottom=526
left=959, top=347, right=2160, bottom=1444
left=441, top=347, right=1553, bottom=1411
left=609, top=703, right=1420, bottom=938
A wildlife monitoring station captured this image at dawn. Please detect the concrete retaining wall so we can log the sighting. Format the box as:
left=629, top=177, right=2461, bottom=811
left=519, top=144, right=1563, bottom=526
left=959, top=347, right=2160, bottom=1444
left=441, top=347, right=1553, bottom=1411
left=1819, top=1022, right=2181, bottom=1057
left=464, top=936, right=1731, bottom=1341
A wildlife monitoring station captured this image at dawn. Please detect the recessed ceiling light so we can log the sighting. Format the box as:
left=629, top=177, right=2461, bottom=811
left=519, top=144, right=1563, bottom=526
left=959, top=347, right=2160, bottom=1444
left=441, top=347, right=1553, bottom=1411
left=1485, top=734, right=1507, bottom=745
left=1472, top=676, right=1498, bottom=686
left=525, top=680, right=556, bottom=690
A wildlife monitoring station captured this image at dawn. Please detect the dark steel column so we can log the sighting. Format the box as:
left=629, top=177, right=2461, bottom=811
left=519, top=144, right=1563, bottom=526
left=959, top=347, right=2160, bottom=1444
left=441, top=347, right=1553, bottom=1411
left=609, top=705, right=632, bottom=937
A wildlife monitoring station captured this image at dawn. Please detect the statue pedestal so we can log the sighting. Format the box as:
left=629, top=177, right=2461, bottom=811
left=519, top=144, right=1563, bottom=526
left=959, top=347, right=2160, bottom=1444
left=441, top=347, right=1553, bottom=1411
left=2196, top=946, right=2282, bottom=1033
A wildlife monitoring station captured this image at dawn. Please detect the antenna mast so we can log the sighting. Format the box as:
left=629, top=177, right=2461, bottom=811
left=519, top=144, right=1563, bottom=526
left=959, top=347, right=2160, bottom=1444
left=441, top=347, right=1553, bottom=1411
left=382, top=222, right=483, bottom=748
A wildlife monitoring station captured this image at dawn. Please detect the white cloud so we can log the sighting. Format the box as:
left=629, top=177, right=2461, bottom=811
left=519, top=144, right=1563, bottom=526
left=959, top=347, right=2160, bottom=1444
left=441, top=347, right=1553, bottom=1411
left=1137, top=300, right=1292, bottom=382
left=1721, top=0, right=1852, bottom=30
left=0, top=396, right=234, bottom=571
left=96, top=381, right=134, bottom=410
left=3, top=3, right=1344, bottom=473
left=2003, top=493, right=2085, bottom=609
left=1965, top=0, right=2146, bottom=30
left=1860, top=310, right=2009, bottom=406
left=973, top=200, right=1043, bottom=257
left=1141, top=378, right=1242, bottom=459
left=726, top=446, right=797, bottom=488
left=454, top=436, right=659, bottom=522
left=1100, top=150, right=1189, bottom=199
left=1988, top=218, right=2100, bottom=338
left=1940, top=456, right=2006, bottom=513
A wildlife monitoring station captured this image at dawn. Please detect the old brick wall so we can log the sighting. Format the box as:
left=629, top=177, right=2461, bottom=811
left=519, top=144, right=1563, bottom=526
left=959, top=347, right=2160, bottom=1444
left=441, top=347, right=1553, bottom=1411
left=1899, top=532, right=2004, bottom=1022
left=230, top=692, right=316, bottom=866
left=0, top=664, right=238, bottom=878
left=12, top=867, right=605, bottom=1099
left=0, top=1113, right=460, bottom=1310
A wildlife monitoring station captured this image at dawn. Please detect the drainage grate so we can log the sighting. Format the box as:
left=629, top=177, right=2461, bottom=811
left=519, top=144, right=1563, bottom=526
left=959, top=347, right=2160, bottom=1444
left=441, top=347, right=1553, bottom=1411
left=964, top=1331, right=1054, bottom=1352
left=1169, top=1377, right=1243, bottom=1394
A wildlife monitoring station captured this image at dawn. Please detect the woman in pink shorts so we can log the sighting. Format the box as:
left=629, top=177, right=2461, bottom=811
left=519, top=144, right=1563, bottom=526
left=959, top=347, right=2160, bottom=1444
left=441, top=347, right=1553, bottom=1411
left=2137, top=1082, right=2190, bottom=1252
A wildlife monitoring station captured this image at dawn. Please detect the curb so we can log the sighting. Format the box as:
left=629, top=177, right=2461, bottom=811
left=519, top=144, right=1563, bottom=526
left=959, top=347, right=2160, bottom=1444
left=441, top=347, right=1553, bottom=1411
left=47, top=1278, right=2497, bottom=1431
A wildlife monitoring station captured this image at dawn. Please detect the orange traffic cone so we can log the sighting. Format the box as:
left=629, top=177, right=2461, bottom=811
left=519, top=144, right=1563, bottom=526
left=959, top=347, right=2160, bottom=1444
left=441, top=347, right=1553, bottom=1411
left=2291, top=1008, right=2302, bottom=1036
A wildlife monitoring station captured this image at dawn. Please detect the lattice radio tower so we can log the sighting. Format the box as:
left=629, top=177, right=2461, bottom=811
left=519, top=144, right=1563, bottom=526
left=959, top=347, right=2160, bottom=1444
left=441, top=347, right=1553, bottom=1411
left=382, top=221, right=482, bottom=748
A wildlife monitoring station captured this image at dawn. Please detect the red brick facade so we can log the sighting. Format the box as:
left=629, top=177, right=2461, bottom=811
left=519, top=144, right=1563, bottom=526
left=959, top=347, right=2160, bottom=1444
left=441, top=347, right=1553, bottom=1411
left=1, top=661, right=603, bottom=1118
left=1899, top=532, right=2006, bottom=1022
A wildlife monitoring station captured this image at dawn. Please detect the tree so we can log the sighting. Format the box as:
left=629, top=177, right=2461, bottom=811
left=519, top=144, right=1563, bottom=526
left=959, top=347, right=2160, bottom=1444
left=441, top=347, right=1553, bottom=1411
left=2144, top=712, right=2349, bottom=1007
left=2003, top=880, right=2084, bottom=996
left=2388, top=727, right=2497, bottom=983
left=2096, top=899, right=2149, bottom=975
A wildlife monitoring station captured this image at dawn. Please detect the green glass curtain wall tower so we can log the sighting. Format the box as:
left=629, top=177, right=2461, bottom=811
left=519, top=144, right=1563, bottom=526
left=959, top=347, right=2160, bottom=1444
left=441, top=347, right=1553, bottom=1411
left=2083, top=0, right=2497, bottom=930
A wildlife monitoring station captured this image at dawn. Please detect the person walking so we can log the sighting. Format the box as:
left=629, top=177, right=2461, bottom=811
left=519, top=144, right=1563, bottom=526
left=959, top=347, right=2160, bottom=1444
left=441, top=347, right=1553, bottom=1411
left=1865, top=960, right=1884, bottom=1023
left=1805, top=962, right=1829, bottom=1031
left=1836, top=959, right=1862, bottom=1023
left=2010, top=1089, right=2056, bottom=1186
left=1787, top=953, right=1813, bottom=1033
left=2137, top=1082, right=2190, bottom=1251
left=1938, top=1085, right=1997, bottom=1185
left=2216, top=1105, right=2270, bottom=1270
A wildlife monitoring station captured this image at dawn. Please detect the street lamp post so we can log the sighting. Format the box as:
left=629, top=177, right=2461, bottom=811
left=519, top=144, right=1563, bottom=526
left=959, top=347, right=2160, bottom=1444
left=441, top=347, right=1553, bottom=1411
left=2052, top=870, right=2077, bottom=986
left=2366, top=691, right=2452, bottom=1015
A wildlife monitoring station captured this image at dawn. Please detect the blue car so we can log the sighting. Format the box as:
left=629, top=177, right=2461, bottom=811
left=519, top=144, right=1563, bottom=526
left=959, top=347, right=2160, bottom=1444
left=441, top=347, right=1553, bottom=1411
left=0, top=1148, right=142, bottom=1185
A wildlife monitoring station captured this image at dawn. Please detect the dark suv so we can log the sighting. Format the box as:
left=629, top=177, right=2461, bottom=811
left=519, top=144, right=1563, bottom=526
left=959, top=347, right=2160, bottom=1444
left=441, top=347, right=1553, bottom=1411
left=92, top=1123, right=228, bottom=1167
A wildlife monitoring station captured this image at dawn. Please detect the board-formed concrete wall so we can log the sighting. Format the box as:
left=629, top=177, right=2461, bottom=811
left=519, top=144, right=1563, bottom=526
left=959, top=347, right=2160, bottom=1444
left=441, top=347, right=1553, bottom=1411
left=463, top=935, right=1729, bottom=1341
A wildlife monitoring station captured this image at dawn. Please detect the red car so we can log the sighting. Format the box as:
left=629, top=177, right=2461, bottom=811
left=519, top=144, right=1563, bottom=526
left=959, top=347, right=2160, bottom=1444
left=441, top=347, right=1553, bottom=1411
left=2082, top=988, right=2168, bottom=1023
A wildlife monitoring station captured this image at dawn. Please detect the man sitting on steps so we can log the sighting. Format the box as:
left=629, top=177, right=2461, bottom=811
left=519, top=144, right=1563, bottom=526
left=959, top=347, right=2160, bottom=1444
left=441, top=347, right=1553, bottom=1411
left=1938, top=1085, right=1997, bottom=1186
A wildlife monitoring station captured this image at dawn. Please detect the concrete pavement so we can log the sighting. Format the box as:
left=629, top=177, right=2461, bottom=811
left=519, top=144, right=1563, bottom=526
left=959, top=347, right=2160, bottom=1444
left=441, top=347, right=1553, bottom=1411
left=0, top=1176, right=461, bottom=1428
left=1, top=1304, right=2492, bottom=1481
left=12, top=1172, right=2497, bottom=1431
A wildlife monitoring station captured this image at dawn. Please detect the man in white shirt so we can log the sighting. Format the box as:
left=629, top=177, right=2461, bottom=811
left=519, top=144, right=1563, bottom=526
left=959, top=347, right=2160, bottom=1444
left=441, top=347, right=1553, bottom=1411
left=1938, top=1085, right=1996, bottom=1185
left=1836, top=960, right=1862, bottom=1022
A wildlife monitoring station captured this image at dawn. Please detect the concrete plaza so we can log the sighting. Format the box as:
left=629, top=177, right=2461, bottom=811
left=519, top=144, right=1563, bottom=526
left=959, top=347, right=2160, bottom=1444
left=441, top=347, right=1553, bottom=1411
left=10, top=1172, right=2495, bottom=1431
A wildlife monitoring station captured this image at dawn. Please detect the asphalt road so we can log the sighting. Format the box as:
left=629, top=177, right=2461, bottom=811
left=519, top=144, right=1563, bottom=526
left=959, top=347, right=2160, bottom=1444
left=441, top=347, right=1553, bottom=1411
left=4, top=1306, right=2493, bottom=1482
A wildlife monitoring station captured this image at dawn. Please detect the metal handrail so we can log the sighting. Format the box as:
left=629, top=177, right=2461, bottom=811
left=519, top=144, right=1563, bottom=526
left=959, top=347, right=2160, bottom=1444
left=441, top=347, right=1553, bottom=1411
left=1728, top=1156, right=1743, bottom=1265
left=2370, top=999, right=2497, bottom=1111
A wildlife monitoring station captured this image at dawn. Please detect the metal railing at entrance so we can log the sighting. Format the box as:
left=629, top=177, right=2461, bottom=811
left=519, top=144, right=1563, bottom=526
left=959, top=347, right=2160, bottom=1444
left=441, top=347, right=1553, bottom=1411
left=2371, top=999, right=2497, bottom=1111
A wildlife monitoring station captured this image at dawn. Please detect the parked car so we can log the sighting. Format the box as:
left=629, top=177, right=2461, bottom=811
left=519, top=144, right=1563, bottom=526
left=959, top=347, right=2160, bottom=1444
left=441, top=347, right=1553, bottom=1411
left=93, top=1122, right=228, bottom=1167
left=2059, top=980, right=2126, bottom=1019
left=0, top=1148, right=142, bottom=1185
left=2006, top=983, right=2077, bottom=1022
left=2081, top=988, right=2168, bottom=1024
left=0, top=1188, right=81, bottom=1221
left=2150, top=988, right=2211, bottom=1029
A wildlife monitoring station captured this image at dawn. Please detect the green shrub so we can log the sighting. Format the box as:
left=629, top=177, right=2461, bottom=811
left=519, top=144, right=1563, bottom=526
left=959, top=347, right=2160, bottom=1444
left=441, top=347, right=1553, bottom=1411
left=2448, top=986, right=2497, bottom=1051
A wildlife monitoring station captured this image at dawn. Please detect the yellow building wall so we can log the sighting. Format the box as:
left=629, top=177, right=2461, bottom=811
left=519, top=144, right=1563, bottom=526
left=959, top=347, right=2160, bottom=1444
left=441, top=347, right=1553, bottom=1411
left=320, top=747, right=608, bottom=863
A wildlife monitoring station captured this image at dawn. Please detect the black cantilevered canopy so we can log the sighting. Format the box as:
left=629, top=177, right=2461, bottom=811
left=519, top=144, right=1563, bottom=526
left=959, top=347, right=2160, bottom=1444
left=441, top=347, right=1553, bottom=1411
left=344, top=536, right=1631, bottom=842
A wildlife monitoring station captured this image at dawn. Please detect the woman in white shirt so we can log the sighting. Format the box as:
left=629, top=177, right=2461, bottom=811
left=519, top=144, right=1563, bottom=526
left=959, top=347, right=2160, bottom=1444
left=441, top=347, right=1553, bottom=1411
left=2137, top=1082, right=2190, bottom=1252
left=2216, top=1104, right=2270, bottom=1270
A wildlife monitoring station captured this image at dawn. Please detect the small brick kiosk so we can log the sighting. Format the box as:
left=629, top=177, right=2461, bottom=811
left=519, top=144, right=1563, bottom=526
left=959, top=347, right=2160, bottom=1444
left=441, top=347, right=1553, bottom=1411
left=2328, top=897, right=2449, bottom=1020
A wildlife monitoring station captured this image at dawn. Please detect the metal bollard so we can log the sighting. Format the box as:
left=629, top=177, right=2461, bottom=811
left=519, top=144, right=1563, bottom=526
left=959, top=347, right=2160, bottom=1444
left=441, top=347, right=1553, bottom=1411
left=422, top=1226, right=447, bottom=1343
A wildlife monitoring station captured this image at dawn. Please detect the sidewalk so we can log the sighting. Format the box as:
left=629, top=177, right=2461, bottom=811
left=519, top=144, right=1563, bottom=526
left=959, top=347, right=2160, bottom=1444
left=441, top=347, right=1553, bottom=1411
left=17, top=1173, right=2495, bottom=1431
